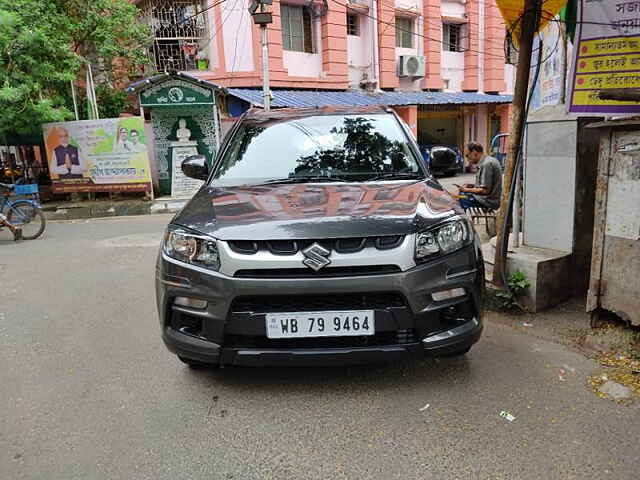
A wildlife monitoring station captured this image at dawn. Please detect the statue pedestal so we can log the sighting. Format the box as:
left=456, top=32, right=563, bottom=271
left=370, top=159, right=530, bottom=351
left=170, top=140, right=203, bottom=198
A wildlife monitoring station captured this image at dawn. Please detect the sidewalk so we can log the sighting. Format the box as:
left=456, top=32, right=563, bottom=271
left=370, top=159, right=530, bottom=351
left=42, top=196, right=189, bottom=221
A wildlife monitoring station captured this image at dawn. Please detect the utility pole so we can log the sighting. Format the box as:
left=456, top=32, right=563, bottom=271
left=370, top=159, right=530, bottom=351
left=249, top=0, right=273, bottom=111
left=492, top=0, right=542, bottom=287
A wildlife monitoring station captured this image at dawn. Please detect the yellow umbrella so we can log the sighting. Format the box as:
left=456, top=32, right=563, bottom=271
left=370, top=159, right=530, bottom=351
left=497, top=0, right=568, bottom=43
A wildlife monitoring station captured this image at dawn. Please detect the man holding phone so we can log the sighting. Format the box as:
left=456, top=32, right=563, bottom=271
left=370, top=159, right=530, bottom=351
left=456, top=142, right=502, bottom=211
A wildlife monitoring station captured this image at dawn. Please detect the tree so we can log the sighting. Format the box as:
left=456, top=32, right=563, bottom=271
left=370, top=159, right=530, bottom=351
left=63, top=0, right=151, bottom=81
left=294, top=118, right=408, bottom=176
left=0, top=0, right=151, bottom=137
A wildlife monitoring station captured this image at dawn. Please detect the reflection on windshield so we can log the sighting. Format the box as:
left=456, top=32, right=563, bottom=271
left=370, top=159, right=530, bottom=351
left=210, top=183, right=427, bottom=222
left=213, top=114, right=422, bottom=185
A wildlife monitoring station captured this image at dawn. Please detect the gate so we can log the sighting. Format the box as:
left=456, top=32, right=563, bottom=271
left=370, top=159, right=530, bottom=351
left=587, top=122, right=640, bottom=326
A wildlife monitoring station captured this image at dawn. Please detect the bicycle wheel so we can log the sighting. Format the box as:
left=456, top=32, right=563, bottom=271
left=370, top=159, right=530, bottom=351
left=7, top=201, right=46, bottom=240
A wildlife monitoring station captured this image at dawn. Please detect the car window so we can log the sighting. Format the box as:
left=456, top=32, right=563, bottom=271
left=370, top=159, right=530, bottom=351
left=212, top=114, right=423, bottom=186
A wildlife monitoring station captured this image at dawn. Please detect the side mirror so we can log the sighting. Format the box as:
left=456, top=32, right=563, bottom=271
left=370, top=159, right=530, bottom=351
left=181, top=155, right=209, bottom=180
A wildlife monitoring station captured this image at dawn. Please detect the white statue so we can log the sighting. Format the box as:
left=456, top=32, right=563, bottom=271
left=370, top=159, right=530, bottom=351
left=176, top=119, right=192, bottom=143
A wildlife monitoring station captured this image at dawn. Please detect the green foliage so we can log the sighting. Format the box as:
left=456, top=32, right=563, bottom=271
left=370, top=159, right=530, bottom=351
left=64, top=0, right=151, bottom=71
left=0, top=2, right=79, bottom=136
left=73, top=84, right=135, bottom=120
left=0, top=0, right=151, bottom=137
left=495, top=271, right=531, bottom=312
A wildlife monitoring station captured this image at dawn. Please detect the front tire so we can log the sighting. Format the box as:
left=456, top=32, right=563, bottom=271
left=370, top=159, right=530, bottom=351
left=7, top=201, right=46, bottom=240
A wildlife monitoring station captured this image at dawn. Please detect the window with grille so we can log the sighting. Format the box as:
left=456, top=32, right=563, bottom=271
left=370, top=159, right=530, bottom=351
left=443, top=23, right=462, bottom=52
left=395, top=17, right=414, bottom=48
left=281, top=4, right=315, bottom=53
left=347, top=13, right=359, bottom=36
left=140, top=0, right=208, bottom=72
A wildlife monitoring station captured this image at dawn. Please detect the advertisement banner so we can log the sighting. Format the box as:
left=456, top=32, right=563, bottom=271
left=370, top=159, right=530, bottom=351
left=43, top=117, right=152, bottom=193
left=569, top=0, right=640, bottom=113
left=531, top=19, right=566, bottom=111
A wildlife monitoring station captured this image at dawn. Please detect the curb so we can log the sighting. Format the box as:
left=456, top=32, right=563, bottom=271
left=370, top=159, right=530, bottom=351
left=43, top=199, right=188, bottom=221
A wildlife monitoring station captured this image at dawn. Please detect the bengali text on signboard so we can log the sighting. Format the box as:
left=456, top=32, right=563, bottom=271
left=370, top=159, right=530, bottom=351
left=43, top=117, right=152, bottom=194
left=569, top=0, right=640, bottom=113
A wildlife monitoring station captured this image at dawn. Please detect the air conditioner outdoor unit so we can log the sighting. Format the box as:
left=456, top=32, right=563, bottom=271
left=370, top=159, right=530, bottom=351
left=398, top=55, right=425, bottom=78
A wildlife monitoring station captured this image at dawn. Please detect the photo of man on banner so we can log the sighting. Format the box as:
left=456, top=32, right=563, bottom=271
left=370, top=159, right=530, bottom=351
left=49, top=126, right=87, bottom=178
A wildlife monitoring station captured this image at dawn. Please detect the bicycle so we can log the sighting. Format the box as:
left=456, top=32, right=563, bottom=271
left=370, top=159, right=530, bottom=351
left=0, top=182, right=46, bottom=241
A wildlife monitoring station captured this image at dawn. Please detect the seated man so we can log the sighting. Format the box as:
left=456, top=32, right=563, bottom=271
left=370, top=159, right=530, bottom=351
left=458, top=142, right=502, bottom=211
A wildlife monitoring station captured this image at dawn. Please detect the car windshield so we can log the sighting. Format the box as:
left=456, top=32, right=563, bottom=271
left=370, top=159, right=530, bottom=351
left=211, top=114, right=424, bottom=186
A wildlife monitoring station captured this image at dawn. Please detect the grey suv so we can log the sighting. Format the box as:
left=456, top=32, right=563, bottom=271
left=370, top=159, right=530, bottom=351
left=156, top=106, right=484, bottom=367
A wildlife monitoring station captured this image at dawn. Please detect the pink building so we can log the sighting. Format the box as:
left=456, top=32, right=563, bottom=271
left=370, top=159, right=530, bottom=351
left=137, top=0, right=513, bottom=149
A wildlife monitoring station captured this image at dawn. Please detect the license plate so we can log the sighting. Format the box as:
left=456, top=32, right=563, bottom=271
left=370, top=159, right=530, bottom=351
left=265, top=311, right=375, bottom=339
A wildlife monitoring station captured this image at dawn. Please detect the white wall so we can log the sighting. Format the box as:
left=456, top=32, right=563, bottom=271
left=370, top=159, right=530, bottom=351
left=440, top=2, right=466, bottom=93
left=478, top=0, right=485, bottom=93
left=503, top=64, right=516, bottom=95
left=221, top=0, right=254, bottom=72
left=476, top=104, right=488, bottom=144
left=395, top=11, right=423, bottom=91
left=206, top=0, right=219, bottom=70
left=348, top=14, right=373, bottom=87
left=395, top=0, right=420, bottom=10
left=442, top=51, right=464, bottom=91
left=396, top=46, right=422, bottom=90
left=441, top=1, right=466, bottom=18
left=393, top=0, right=422, bottom=90
left=524, top=120, right=577, bottom=252
left=283, top=51, right=323, bottom=77
left=282, top=16, right=323, bottom=77
left=462, top=106, right=488, bottom=145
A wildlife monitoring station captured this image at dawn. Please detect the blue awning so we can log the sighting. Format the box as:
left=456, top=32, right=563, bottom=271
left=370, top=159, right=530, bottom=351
left=126, top=73, right=512, bottom=108
left=226, top=88, right=512, bottom=108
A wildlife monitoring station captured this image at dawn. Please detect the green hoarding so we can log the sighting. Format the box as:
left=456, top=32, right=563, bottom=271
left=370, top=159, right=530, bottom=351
left=140, top=79, right=216, bottom=107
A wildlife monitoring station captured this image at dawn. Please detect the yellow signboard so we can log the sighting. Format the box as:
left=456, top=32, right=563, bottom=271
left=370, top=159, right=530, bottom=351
left=569, top=0, right=640, bottom=113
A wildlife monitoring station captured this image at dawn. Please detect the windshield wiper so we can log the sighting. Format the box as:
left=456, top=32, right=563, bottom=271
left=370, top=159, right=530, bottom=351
left=261, top=176, right=349, bottom=185
left=365, top=172, right=424, bottom=182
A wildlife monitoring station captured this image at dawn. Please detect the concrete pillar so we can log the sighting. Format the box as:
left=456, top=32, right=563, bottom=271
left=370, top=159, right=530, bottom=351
left=483, top=0, right=506, bottom=93
left=321, top=1, right=349, bottom=82
left=394, top=105, right=418, bottom=138
left=265, top=2, right=287, bottom=78
left=422, top=0, right=443, bottom=90
left=462, top=0, right=479, bottom=91
left=377, top=0, right=399, bottom=89
left=499, top=105, right=511, bottom=133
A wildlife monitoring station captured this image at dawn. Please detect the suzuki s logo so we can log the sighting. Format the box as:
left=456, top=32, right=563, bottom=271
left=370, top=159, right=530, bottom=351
left=302, top=243, right=331, bottom=271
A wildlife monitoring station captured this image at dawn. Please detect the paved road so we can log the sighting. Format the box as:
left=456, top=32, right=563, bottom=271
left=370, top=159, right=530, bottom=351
left=1, top=216, right=639, bottom=480
left=437, top=171, right=475, bottom=193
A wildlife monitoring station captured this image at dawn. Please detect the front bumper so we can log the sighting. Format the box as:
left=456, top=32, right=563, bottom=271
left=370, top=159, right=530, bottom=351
left=162, top=318, right=482, bottom=366
left=156, top=242, right=485, bottom=367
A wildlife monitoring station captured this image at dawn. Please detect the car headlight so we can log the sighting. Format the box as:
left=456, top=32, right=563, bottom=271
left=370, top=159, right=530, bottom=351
left=163, top=227, right=220, bottom=271
left=415, top=218, right=472, bottom=260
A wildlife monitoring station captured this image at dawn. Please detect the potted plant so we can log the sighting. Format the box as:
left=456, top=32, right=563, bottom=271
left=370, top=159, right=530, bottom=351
left=196, top=50, right=209, bottom=71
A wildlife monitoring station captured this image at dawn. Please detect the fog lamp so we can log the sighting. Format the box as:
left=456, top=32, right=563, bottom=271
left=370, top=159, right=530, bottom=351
left=174, top=297, right=208, bottom=309
left=432, top=288, right=466, bottom=302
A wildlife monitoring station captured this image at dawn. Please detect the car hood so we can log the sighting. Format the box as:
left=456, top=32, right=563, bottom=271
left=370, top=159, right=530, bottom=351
left=171, top=180, right=463, bottom=240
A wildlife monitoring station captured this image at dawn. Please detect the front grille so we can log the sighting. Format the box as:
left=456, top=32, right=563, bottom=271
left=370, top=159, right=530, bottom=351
left=225, top=329, right=416, bottom=349
left=228, top=235, right=405, bottom=255
left=234, top=265, right=401, bottom=278
left=231, top=292, right=407, bottom=313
